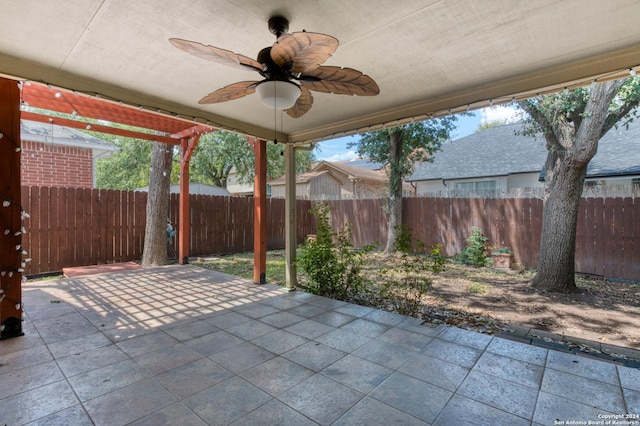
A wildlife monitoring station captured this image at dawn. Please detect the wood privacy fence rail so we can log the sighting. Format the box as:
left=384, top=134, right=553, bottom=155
left=21, top=186, right=639, bottom=281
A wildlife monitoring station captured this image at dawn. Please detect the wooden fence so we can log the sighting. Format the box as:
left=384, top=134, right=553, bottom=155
left=21, top=186, right=639, bottom=282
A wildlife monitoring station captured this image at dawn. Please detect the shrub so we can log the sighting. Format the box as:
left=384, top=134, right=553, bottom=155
left=373, top=225, right=443, bottom=316
left=297, top=202, right=374, bottom=300
left=461, top=226, right=490, bottom=267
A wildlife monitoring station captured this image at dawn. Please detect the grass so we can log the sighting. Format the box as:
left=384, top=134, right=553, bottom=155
left=193, top=250, right=288, bottom=286
left=468, top=282, right=489, bottom=294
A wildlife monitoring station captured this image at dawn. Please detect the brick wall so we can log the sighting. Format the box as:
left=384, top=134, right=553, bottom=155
left=21, top=140, right=94, bottom=188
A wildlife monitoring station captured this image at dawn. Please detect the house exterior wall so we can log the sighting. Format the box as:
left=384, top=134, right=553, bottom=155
left=506, top=172, right=544, bottom=189
left=21, top=140, right=93, bottom=188
left=226, top=172, right=254, bottom=196
left=351, top=181, right=388, bottom=199
left=415, top=173, right=543, bottom=196
left=310, top=174, right=342, bottom=199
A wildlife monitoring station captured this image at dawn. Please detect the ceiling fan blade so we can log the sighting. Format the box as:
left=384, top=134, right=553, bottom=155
left=286, top=86, right=314, bottom=118
left=198, top=81, right=259, bottom=104
left=271, top=32, right=338, bottom=74
left=301, top=66, right=380, bottom=96
left=170, top=38, right=263, bottom=72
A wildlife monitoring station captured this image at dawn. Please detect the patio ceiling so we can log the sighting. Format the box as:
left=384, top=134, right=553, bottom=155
left=1, top=0, right=640, bottom=144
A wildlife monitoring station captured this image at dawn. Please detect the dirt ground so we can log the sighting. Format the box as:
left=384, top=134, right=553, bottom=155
left=415, top=262, right=640, bottom=351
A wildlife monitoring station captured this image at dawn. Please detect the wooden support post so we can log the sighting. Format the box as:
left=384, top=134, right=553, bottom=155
left=0, top=77, right=24, bottom=339
left=252, top=138, right=267, bottom=284
left=178, top=134, right=200, bottom=264
left=284, top=143, right=297, bottom=289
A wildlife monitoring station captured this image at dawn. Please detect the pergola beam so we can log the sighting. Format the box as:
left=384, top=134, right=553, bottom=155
left=20, top=111, right=180, bottom=145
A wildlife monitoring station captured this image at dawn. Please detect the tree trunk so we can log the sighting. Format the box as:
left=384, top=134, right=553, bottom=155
left=531, top=159, right=586, bottom=293
left=141, top=142, right=173, bottom=267
left=384, top=130, right=404, bottom=254
left=531, top=80, right=624, bottom=293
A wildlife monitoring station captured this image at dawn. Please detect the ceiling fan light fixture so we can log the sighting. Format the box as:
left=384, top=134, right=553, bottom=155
left=256, top=80, right=301, bottom=110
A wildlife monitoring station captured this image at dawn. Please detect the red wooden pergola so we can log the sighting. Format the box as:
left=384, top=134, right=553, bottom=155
left=0, top=78, right=268, bottom=339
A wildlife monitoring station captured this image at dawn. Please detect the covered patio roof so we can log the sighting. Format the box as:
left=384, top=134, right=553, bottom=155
left=1, top=1, right=639, bottom=144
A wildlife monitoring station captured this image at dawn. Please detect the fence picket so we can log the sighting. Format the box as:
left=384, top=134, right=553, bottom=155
left=21, top=187, right=639, bottom=282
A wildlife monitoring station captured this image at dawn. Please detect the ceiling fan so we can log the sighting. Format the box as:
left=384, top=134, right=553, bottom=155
left=169, top=16, right=379, bottom=118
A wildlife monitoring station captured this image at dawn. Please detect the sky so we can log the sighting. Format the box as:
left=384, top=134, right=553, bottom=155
left=315, top=105, right=520, bottom=161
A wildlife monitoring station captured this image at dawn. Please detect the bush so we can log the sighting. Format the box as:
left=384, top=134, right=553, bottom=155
left=461, top=226, right=490, bottom=267
left=372, top=225, right=443, bottom=316
left=297, top=203, right=374, bottom=300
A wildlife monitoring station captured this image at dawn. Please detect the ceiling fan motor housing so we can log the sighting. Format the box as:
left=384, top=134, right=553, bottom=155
left=268, top=16, right=289, bottom=37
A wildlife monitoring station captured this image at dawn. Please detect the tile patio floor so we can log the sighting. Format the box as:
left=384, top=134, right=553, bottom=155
left=1, top=265, right=639, bottom=425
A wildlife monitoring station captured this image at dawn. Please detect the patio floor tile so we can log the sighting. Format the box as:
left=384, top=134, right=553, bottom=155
left=433, top=394, right=530, bottom=426
left=239, top=356, right=314, bottom=396
left=55, top=343, right=129, bottom=377
left=278, top=374, right=364, bottom=425
left=541, top=368, right=626, bottom=413
left=164, top=320, right=219, bottom=342
left=156, top=358, right=234, bottom=399
left=225, top=319, right=278, bottom=340
left=624, top=387, right=640, bottom=413
left=129, top=402, right=207, bottom=426
left=284, top=318, right=336, bottom=339
left=25, top=403, right=94, bottom=426
left=485, top=335, right=548, bottom=366
left=209, top=341, right=276, bottom=373
left=352, top=339, right=418, bottom=369
left=457, top=370, right=539, bottom=419
left=369, top=372, right=452, bottom=424
left=420, top=338, right=483, bottom=368
left=68, top=358, right=149, bottom=401
left=182, top=376, right=271, bottom=425
left=619, top=364, right=640, bottom=391
left=310, top=310, right=356, bottom=327
left=546, top=350, right=619, bottom=384
left=0, top=360, right=65, bottom=399
left=333, top=396, right=429, bottom=426
left=532, top=391, right=616, bottom=425
left=321, top=353, right=394, bottom=393
left=229, top=398, right=317, bottom=426
left=185, top=330, right=245, bottom=356
left=133, top=343, right=203, bottom=375
left=0, top=380, right=79, bottom=425
left=282, top=341, right=345, bottom=371
left=5, top=265, right=636, bottom=425
left=83, top=378, right=177, bottom=426
left=340, top=318, right=391, bottom=338
left=250, top=329, right=309, bottom=354
left=398, top=352, right=470, bottom=392
left=472, top=351, right=544, bottom=388
left=313, top=327, right=372, bottom=352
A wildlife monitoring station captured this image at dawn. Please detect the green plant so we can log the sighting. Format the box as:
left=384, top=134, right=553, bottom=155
left=468, top=282, right=489, bottom=294
left=462, top=226, right=490, bottom=267
left=491, top=245, right=513, bottom=255
left=373, top=225, right=442, bottom=316
left=297, top=202, right=374, bottom=300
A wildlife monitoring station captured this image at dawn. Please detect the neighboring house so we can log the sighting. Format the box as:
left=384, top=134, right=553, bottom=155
left=20, top=119, right=116, bottom=188
left=407, top=122, right=640, bottom=196
left=137, top=183, right=231, bottom=196
left=268, top=158, right=389, bottom=199
left=226, top=169, right=253, bottom=197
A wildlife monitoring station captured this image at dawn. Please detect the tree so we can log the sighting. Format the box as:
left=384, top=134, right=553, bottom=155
left=349, top=119, right=457, bottom=254
left=95, top=136, right=153, bottom=190
left=141, top=142, right=173, bottom=267
left=476, top=118, right=510, bottom=132
left=190, top=131, right=253, bottom=187
left=189, top=131, right=315, bottom=187
left=518, top=77, right=640, bottom=293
